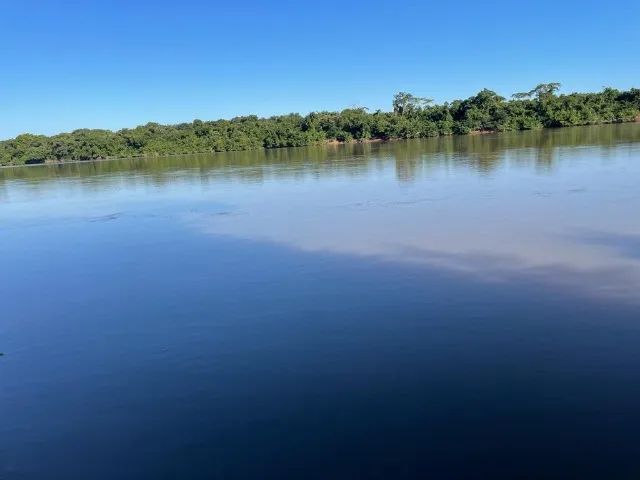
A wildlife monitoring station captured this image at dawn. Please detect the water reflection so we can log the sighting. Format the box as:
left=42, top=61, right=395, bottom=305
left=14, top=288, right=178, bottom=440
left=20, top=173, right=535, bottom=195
left=3, top=124, right=640, bottom=479
left=2, top=123, right=639, bottom=185
left=2, top=124, right=640, bottom=304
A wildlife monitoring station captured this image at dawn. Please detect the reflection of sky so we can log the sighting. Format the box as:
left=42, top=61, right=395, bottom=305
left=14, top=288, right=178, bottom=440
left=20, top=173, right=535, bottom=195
left=182, top=151, right=640, bottom=302
left=2, top=136, right=640, bottom=303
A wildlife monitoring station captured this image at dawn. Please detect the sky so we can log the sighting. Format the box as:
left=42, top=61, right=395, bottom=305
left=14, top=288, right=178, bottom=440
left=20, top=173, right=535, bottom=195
left=1, top=0, right=639, bottom=139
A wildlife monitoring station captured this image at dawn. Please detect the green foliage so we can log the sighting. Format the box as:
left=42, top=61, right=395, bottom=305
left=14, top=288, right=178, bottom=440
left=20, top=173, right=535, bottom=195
left=393, top=92, right=433, bottom=116
left=1, top=84, right=639, bottom=166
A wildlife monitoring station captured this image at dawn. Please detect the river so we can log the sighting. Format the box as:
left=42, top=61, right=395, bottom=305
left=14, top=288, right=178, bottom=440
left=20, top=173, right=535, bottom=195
left=2, top=124, right=640, bottom=478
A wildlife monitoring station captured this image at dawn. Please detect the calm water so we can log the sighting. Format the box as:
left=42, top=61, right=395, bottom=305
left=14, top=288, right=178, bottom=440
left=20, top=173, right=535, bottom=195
left=2, top=124, right=640, bottom=479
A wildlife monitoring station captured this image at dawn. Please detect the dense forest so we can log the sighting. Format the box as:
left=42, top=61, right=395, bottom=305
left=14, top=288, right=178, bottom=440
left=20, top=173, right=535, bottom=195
left=1, top=83, right=639, bottom=166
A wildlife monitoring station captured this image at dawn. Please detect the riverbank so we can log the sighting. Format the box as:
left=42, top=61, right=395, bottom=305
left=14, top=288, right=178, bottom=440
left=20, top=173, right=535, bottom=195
left=2, top=84, right=639, bottom=167
left=4, top=121, right=640, bottom=170
left=3, top=124, right=640, bottom=182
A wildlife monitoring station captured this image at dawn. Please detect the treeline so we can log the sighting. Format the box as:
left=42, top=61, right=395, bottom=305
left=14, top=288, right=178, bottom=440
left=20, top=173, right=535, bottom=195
left=2, top=83, right=639, bottom=166
left=4, top=123, right=638, bottom=185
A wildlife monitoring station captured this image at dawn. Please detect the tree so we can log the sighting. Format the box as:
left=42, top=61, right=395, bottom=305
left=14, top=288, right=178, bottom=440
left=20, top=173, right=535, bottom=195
left=1, top=83, right=639, bottom=166
left=513, top=83, right=561, bottom=100
left=393, top=92, right=433, bottom=116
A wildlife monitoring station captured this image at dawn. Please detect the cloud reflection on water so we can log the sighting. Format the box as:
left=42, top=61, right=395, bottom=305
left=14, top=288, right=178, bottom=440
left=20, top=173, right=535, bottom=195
left=3, top=124, right=640, bottom=304
left=182, top=130, right=640, bottom=305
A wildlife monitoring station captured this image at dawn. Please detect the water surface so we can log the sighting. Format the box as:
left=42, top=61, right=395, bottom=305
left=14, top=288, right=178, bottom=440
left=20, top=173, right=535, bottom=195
left=2, top=124, right=640, bottom=478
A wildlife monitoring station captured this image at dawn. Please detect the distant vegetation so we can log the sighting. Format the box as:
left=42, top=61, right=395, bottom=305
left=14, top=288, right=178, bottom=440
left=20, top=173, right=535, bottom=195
left=2, top=83, right=639, bottom=166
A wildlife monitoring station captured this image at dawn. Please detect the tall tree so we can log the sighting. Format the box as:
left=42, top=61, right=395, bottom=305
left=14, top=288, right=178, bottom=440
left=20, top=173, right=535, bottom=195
left=393, top=92, right=433, bottom=116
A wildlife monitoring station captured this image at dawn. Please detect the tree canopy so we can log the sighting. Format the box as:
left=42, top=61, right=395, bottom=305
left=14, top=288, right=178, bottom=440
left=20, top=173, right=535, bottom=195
left=1, top=84, right=639, bottom=166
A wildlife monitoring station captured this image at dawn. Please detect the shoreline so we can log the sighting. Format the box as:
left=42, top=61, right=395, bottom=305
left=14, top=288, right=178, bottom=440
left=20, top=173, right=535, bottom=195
left=2, top=84, right=639, bottom=169
left=1, top=136, right=404, bottom=169
left=1, top=121, right=638, bottom=170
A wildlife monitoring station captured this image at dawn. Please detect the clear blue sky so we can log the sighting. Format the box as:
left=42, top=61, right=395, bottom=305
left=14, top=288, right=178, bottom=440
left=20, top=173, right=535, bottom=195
left=2, top=0, right=639, bottom=139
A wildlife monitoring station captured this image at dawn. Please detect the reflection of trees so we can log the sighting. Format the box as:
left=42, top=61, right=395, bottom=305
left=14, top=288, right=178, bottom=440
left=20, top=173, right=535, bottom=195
left=2, top=124, right=639, bottom=188
left=389, top=124, right=640, bottom=181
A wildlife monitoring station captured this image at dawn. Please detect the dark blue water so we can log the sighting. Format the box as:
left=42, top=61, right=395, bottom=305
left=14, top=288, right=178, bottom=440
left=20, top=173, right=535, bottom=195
left=2, top=125, right=640, bottom=478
